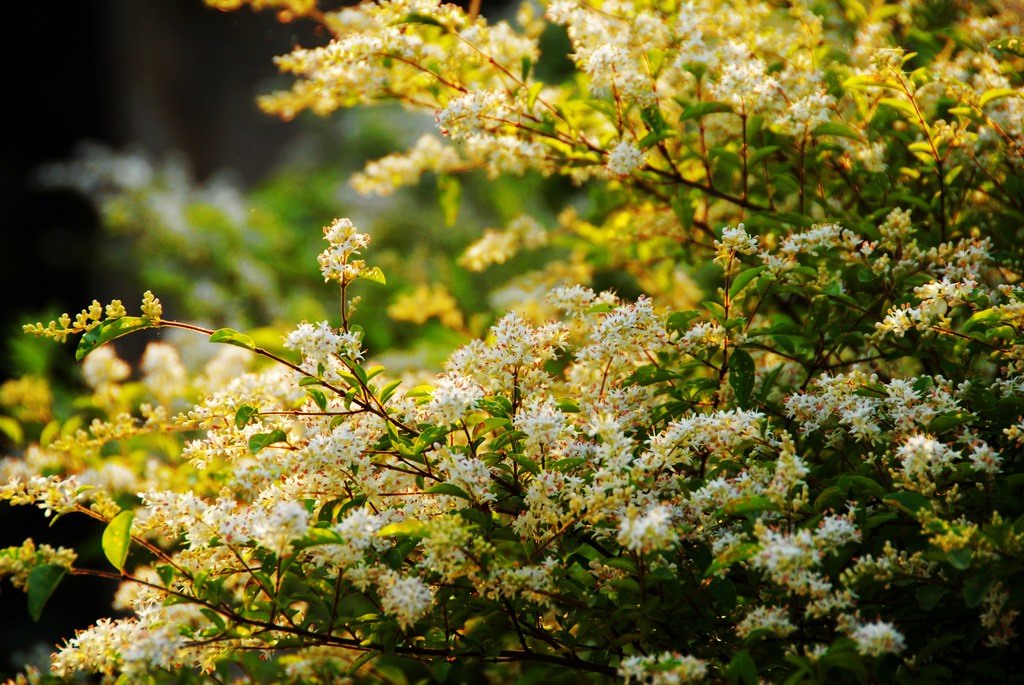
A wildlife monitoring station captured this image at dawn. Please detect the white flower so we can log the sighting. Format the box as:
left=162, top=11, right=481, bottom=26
left=284, top=321, right=364, bottom=379
left=82, top=346, right=131, bottom=389
left=317, top=218, right=370, bottom=284
left=141, top=342, right=188, bottom=401
left=425, top=372, right=484, bottom=424
left=619, top=652, right=708, bottom=684
left=850, top=620, right=906, bottom=656
left=736, top=606, right=796, bottom=638
left=896, top=434, right=957, bottom=484
left=814, top=512, right=862, bottom=552
left=253, top=500, right=309, bottom=554
left=617, top=505, right=677, bottom=553
left=968, top=441, right=1002, bottom=474
left=379, top=570, right=433, bottom=628
left=607, top=141, right=645, bottom=175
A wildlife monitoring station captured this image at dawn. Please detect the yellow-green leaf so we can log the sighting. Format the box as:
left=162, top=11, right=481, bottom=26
left=878, top=97, right=919, bottom=120
left=378, top=519, right=427, bottom=537
left=358, top=266, right=387, bottom=286
left=102, top=510, right=135, bottom=572
left=979, top=88, right=1019, bottom=108
left=811, top=122, right=863, bottom=140
left=0, top=416, right=24, bottom=446
left=209, top=328, right=256, bottom=351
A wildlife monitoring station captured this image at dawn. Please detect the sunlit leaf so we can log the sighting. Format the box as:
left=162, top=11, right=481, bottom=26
left=209, top=328, right=256, bottom=351
left=76, top=317, right=156, bottom=360
left=102, top=510, right=135, bottom=572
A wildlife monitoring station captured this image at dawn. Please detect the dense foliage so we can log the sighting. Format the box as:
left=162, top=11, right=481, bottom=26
left=2, top=0, right=1023, bottom=682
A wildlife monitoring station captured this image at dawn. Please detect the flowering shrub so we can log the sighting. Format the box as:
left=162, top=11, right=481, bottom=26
left=3, top=0, right=1024, bottom=683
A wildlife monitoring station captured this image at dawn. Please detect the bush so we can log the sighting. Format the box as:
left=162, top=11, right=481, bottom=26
left=2, top=0, right=1023, bottom=682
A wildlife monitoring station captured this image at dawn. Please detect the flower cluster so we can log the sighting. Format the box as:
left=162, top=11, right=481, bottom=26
left=3, top=0, right=1024, bottom=682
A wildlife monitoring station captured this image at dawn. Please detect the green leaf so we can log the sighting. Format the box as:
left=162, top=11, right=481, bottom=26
left=929, top=411, right=974, bottom=433
left=156, top=565, right=175, bottom=586
left=641, top=105, right=668, bottom=134
left=426, top=483, right=472, bottom=500
left=551, top=457, right=587, bottom=472
left=728, top=349, right=756, bottom=408
left=209, top=328, right=256, bottom=351
left=26, top=564, right=67, bottom=621
left=748, top=145, right=780, bottom=166
left=671, top=194, right=696, bottom=229
left=667, top=311, right=700, bottom=331
left=249, top=430, right=288, bottom=454
left=511, top=453, right=540, bottom=475
left=76, top=317, right=156, bottom=360
left=878, top=97, right=919, bottom=120
left=638, top=130, right=677, bottom=149
left=520, top=56, right=532, bottom=82
left=437, top=174, right=461, bottom=227
left=726, top=649, right=758, bottom=685
left=885, top=490, right=931, bottom=515
left=307, top=388, right=328, bottom=411
left=729, top=266, right=768, bottom=299
left=962, top=308, right=1005, bottom=333
left=916, top=584, right=947, bottom=611
left=705, top=543, right=757, bottom=577
left=723, top=494, right=775, bottom=517
left=293, top=526, right=344, bottom=549
left=358, top=267, right=387, bottom=285
left=680, top=101, right=733, bottom=120
left=556, top=398, right=580, bottom=413
left=586, top=303, right=614, bottom=314
left=946, top=548, right=972, bottom=570
left=990, top=36, right=1024, bottom=57
left=811, top=122, right=863, bottom=140
left=235, top=405, right=259, bottom=429
left=102, top=510, right=135, bottom=572
left=703, top=300, right=727, bottom=321
left=527, top=82, right=544, bottom=110
left=838, top=475, right=885, bottom=499
left=963, top=573, right=991, bottom=608
left=347, top=650, right=378, bottom=676
left=379, top=379, right=403, bottom=404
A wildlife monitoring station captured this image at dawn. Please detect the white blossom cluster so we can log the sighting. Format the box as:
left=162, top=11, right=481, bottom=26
left=4, top=0, right=1024, bottom=677
left=317, top=217, right=372, bottom=284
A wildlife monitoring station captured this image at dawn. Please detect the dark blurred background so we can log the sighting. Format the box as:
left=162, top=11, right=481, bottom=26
left=0, top=1, right=313, bottom=675
left=1, top=1, right=313, bottom=360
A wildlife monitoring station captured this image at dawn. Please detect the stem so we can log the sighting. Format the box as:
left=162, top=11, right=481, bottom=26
left=740, top=112, right=749, bottom=203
